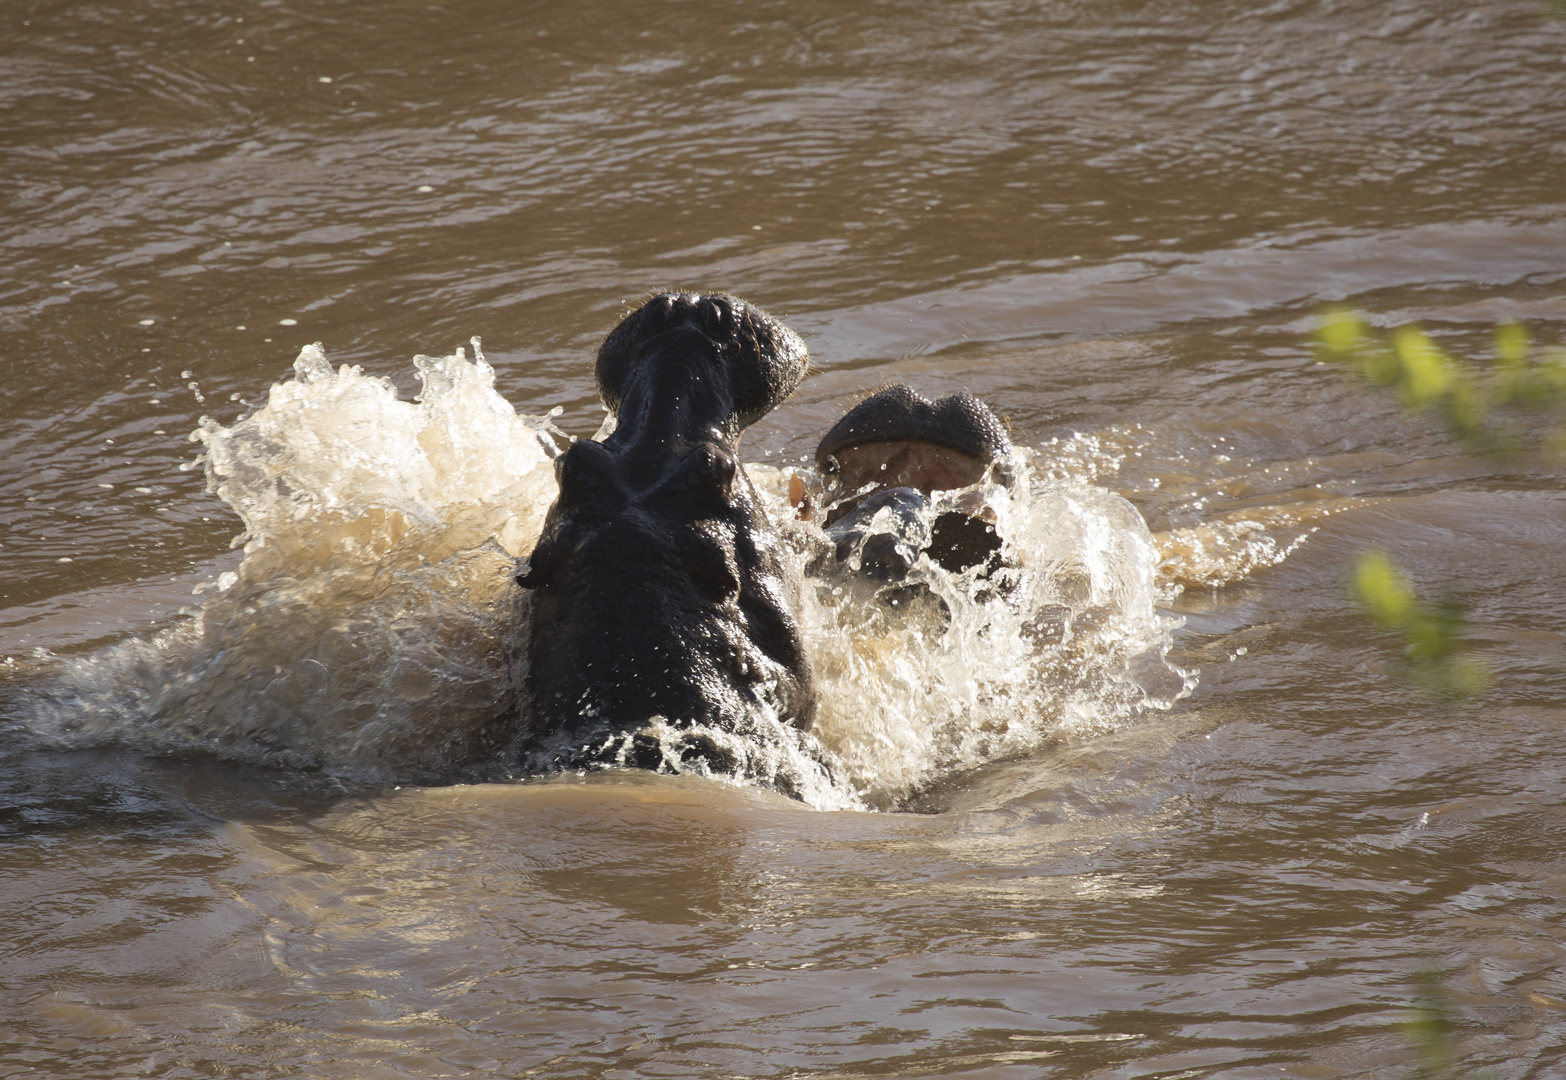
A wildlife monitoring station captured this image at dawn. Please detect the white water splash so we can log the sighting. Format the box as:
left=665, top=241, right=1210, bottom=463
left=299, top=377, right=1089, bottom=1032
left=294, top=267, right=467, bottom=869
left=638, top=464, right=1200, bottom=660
left=754, top=460, right=1194, bottom=809
left=202, top=340, right=562, bottom=563
left=27, top=342, right=558, bottom=783
left=22, top=343, right=1197, bottom=809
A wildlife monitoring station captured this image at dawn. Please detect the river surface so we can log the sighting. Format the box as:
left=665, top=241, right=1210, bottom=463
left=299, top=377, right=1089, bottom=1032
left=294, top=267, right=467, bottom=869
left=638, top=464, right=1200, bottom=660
left=4, top=1, right=1566, bottom=1077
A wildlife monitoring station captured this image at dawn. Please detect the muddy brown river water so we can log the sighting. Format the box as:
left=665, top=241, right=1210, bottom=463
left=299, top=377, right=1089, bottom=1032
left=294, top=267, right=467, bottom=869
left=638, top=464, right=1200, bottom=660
left=4, top=1, right=1566, bottom=1077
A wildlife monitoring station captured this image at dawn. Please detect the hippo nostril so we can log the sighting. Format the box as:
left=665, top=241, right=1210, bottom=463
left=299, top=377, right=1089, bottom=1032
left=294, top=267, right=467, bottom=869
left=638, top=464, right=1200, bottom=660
left=697, top=295, right=731, bottom=338
left=660, top=292, right=702, bottom=327
left=596, top=290, right=810, bottom=451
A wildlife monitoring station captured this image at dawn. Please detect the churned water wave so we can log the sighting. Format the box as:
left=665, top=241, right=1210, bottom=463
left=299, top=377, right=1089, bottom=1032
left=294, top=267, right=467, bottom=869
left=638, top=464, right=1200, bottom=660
left=12, top=344, right=1204, bottom=812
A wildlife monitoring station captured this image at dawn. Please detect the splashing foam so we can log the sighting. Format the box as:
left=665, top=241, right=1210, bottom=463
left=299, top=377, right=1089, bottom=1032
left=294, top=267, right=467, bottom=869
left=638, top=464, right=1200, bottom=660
left=754, top=463, right=1194, bottom=809
left=27, top=342, right=559, bottom=783
left=1155, top=513, right=1313, bottom=590
left=22, top=344, right=1193, bottom=809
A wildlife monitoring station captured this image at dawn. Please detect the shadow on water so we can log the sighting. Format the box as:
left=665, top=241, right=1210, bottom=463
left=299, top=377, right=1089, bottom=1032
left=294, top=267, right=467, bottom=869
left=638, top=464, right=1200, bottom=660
left=0, top=743, right=359, bottom=843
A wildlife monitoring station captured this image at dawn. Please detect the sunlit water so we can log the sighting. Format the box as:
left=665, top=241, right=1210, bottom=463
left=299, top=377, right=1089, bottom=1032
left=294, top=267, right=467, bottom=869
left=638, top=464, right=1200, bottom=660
left=3, top=0, right=1566, bottom=1076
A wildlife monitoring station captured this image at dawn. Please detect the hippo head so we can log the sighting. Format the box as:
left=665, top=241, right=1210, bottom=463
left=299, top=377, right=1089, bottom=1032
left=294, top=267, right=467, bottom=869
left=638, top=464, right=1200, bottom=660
left=815, top=383, right=1013, bottom=516
left=814, top=384, right=1015, bottom=580
left=517, top=293, right=815, bottom=763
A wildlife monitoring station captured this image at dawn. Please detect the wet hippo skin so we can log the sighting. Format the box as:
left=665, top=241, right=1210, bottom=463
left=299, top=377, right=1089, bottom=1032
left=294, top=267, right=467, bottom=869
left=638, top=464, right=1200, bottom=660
left=517, top=293, right=816, bottom=763
left=516, top=293, right=1010, bottom=774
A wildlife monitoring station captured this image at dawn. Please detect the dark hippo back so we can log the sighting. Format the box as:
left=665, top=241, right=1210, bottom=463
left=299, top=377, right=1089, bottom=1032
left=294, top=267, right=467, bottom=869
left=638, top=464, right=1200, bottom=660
left=517, top=293, right=815, bottom=770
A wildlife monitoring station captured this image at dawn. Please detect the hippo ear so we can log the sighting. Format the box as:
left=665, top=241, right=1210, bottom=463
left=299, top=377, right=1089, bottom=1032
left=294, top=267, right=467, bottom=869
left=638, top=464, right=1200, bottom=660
left=516, top=546, right=552, bottom=588
left=553, top=438, right=627, bottom=511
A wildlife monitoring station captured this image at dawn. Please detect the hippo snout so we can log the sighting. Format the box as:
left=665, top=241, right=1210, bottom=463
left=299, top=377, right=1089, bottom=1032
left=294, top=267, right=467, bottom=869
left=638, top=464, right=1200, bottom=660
left=596, top=292, right=809, bottom=442
left=517, top=294, right=815, bottom=765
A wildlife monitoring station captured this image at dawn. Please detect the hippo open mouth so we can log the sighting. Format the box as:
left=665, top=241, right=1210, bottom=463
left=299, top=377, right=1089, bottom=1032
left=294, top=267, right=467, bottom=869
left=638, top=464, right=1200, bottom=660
left=515, top=292, right=1010, bottom=782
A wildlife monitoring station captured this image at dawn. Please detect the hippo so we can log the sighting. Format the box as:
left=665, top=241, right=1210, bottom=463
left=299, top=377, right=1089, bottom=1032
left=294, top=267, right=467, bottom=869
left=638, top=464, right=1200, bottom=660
left=814, top=382, right=1013, bottom=583
left=514, top=292, right=1011, bottom=781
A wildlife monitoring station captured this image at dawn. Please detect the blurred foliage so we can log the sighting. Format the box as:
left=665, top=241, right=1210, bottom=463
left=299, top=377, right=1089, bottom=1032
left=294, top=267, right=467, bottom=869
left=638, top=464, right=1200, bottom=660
left=1319, top=311, right=1565, bottom=703
left=1352, top=550, right=1490, bottom=703
left=1314, top=275, right=1564, bottom=1080
left=1314, top=309, right=1566, bottom=459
